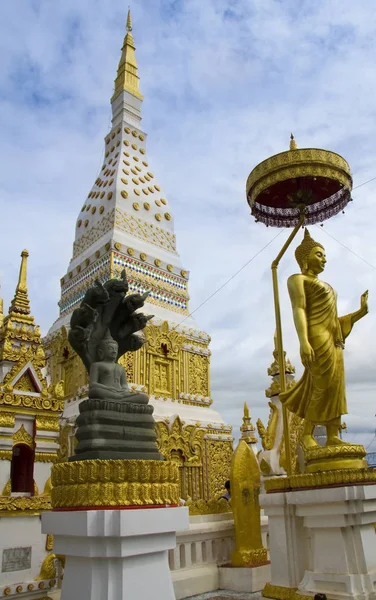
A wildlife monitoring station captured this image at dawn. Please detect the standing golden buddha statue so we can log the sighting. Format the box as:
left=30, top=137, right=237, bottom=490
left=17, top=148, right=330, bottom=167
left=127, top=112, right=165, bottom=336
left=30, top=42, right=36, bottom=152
left=280, top=229, right=369, bottom=472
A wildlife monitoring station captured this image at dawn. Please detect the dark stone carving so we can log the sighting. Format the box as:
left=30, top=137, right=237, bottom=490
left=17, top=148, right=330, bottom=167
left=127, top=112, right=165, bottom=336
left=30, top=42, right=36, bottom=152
left=68, top=270, right=163, bottom=461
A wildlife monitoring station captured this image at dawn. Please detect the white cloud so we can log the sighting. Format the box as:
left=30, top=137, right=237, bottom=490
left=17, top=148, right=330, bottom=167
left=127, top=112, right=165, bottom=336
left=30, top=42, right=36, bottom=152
left=1, top=0, right=376, bottom=451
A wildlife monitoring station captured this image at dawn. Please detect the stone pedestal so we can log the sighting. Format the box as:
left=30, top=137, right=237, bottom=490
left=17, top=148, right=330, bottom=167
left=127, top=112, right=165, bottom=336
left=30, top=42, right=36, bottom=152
left=42, top=507, right=189, bottom=600
left=219, top=564, right=271, bottom=593
left=261, top=483, right=376, bottom=600
left=71, top=398, right=163, bottom=461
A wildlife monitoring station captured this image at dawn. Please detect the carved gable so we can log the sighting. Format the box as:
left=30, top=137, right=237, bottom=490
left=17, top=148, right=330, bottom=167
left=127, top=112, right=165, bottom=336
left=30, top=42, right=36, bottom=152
left=10, top=363, right=43, bottom=394
left=14, top=371, right=38, bottom=393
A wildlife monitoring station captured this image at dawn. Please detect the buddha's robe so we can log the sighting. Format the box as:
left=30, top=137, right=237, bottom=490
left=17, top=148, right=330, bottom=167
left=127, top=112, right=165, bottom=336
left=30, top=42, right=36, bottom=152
left=280, top=277, right=354, bottom=423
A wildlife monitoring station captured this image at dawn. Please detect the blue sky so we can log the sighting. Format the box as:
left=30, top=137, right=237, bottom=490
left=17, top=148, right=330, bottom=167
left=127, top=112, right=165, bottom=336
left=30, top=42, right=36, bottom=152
left=1, top=0, right=376, bottom=450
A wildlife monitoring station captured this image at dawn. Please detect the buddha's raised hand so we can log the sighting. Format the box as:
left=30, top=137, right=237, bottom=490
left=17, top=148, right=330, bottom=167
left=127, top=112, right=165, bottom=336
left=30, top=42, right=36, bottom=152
left=360, top=290, right=369, bottom=315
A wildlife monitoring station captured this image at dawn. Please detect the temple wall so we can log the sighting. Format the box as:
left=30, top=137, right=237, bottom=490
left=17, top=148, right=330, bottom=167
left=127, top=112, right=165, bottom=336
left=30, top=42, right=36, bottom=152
left=0, top=517, right=51, bottom=596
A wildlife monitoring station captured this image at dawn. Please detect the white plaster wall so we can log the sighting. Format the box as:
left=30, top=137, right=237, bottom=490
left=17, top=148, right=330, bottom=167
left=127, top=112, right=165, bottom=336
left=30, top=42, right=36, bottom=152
left=0, top=516, right=47, bottom=587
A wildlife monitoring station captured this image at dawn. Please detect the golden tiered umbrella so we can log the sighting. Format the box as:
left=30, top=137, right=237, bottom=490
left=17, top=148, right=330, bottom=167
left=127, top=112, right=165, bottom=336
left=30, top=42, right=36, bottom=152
left=246, top=135, right=352, bottom=475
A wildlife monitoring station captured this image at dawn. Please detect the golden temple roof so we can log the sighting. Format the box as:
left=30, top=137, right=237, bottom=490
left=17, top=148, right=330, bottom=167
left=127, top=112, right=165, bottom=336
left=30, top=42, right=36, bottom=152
left=112, top=9, right=143, bottom=102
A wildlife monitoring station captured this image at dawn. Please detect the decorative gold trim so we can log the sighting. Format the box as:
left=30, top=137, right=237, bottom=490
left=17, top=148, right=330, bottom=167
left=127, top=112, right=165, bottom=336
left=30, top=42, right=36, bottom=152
left=51, top=459, right=179, bottom=509
left=264, top=468, right=376, bottom=493
left=35, top=553, right=57, bottom=581
left=45, top=534, right=54, bottom=551
left=37, top=436, right=58, bottom=444
left=43, top=477, right=52, bottom=496
left=0, top=412, right=15, bottom=428
left=0, top=449, right=12, bottom=460
left=305, top=443, right=365, bottom=461
left=186, top=497, right=232, bottom=515
left=0, top=392, right=64, bottom=413
left=1, top=479, right=10, bottom=495
left=0, top=495, right=51, bottom=515
left=13, top=424, right=34, bottom=448
left=156, top=416, right=204, bottom=464
left=305, top=444, right=367, bottom=473
left=1, top=478, right=39, bottom=498
left=35, top=452, right=58, bottom=464
left=36, top=416, right=60, bottom=432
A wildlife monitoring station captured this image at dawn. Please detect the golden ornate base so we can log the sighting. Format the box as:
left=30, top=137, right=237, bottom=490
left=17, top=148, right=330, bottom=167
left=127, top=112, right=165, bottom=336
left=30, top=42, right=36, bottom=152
left=231, top=547, right=268, bottom=567
left=51, top=459, right=180, bottom=509
left=263, top=583, right=332, bottom=600
left=304, top=444, right=367, bottom=473
left=264, top=468, right=376, bottom=493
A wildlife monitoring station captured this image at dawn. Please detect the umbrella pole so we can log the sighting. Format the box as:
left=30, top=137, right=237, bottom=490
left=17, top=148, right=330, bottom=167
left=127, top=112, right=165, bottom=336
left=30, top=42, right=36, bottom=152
left=271, top=212, right=305, bottom=477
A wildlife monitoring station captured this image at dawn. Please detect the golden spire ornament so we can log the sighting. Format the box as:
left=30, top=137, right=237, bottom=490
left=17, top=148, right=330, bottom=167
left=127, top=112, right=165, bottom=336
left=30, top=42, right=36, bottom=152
left=126, top=7, right=132, bottom=31
left=112, top=8, right=143, bottom=102
left=240, top=402, right=258, bottom=446
left=9, top=250, right=31, bottom=317
left=289, top=133, right=297, bottom=150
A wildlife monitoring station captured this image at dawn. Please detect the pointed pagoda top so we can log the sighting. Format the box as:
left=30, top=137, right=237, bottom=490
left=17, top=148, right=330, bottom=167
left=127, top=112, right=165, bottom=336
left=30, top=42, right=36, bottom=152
left=126, top=7, right=132, bottom=31
left=240, top=402, right=257, bottom=445
left=9, top=250, right=32, bottom=319
left=112, top=8, right=143, bottom=103
left=0, top=249, right=41, bottom=365
left=289, top=133, right=297, bottom=150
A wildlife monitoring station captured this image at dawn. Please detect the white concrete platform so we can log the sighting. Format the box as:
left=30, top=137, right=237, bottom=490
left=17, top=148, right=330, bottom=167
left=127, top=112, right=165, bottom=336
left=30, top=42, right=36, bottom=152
left=261, top=482, right=376, bottom=600
left=42, top=506, right=189, bottom=600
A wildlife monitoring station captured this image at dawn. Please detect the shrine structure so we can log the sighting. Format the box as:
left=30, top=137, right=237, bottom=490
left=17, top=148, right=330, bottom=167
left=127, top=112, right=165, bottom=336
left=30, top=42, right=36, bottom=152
left=43, top=10, right=232, bottom=501
left=0, top=250, right=64, bottom=598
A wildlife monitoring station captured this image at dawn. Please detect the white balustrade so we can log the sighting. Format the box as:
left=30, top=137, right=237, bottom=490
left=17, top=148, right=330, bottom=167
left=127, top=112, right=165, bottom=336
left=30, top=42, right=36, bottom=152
left=170, top=512, right=269, bottom=599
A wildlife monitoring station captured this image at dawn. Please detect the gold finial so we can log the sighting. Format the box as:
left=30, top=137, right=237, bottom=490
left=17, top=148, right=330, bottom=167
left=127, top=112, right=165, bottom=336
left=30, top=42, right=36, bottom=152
left=126, top=7, right=132, bottom=31
left=240, top=402, right=257, bottom=444
left=244, top=401, right=249, bottom=420
left=112, top=8, right=143, bottom=102
left=289, top=133, right=297, bottom=150
left=9, top=249, right=31, bottom=316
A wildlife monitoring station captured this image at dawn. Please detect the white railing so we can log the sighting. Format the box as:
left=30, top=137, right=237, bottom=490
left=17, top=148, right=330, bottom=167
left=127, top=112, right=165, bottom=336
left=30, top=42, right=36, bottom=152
left=170, top=512, right=269, bottom=599
left=170, top=513, right=235, bottom=571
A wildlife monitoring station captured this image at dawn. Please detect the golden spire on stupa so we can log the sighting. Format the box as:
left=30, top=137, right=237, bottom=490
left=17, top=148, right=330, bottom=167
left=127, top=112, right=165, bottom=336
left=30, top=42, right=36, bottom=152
left=112, top=8, right=143, bottom=102
left=240, top=402, right=258, bottom=445
left=9, top=250, right=33, bottom=321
